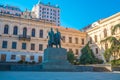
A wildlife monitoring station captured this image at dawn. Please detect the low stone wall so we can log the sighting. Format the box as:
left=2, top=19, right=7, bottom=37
left=0, top=63, right=112, bottom=72
left=11, top=64, right=42, bottom=71
left=0, top=63, right=42, bottom=71
left=0, top=64, right=11, bottom=71
left=93, top=67, right=111, bottom=72
left=0, top=64, right=94, bottom=72
left=112, top=67, right=120, bottom=71
left=75, top=66, right=93, bottom=72
left=93, top=64, right=112, bottom=72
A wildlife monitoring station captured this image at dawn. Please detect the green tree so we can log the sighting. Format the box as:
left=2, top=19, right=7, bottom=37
left=67, top=51, right=75, bottom=64
left=80, top=42, right=94, bottom=64
left=80, top=42, right=103, bottom=65
left=101, top=24, right=120, bottom=63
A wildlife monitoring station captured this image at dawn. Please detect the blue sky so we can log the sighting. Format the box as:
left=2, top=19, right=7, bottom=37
left=1, top=0, right=120, bottom=30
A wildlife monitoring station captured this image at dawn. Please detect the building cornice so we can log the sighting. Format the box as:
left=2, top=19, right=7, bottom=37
left=86, top=12, right=120, bottom=33
left=0, top=14, right=56, bottom=26
left=99, top=12, right=120, bottom=24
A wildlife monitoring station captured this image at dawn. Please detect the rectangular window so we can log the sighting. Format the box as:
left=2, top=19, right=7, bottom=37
left=96, top=48, right=98, bottom=54
left=69, top=37, right=72, bottom=43
left=38, top=56, right=42, bottom=63
left=81, top=38, right=84, bottom=45
left=2, top=41, right=7, bottom=48
left=62, top=36, right=65, bottom=43
left=69, top=49, right=73, bottom=52
left=1, top=54, right=6, bottom=62
left=22, top=43, right=26, bottom=50
left=31, top=29, right=35, bottom=37
left=39, top=44, right=43, bottom=51
left=12, top=42, right=17, bottom=49
left=11, top=55, right=16, bottom=60
left=31, top=43, right=35, bottom=50
left=21, top=55, right=25, bottom=61
left=30, top=56, right=34, bottom=60
left=75, top=38, right=78, bottom=44
left=76, top=49, right=79, bottom=55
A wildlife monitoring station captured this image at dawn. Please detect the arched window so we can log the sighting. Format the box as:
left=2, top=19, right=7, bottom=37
left=4, top=24, right=9, bottom=34
left=23, top=27, right=27, bottom=37
left=13, top=26, right=18, bottom=35
left=75, top=38, right=78, bottom=44
left=90, top=37, right=92, bottom=44
left=111, top=26, right=114, bottom=35
left=94, top=35, right=97, bottom=42
left=31, top=28, right=35, bottom=37
left=39, top=29, right=43, bottom=38
left=95, top=48, right=98, bottom=54
left=104, top=29, right=107, bottom=38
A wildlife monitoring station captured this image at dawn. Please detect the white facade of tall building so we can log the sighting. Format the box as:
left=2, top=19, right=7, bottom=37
left=32, top=2, right=60, bottom=26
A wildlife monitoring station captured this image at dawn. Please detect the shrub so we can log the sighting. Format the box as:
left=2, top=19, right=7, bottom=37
left=25, top=61, right=29, bottom=64
left=94, top=58, right=104, bottom=64
left=17, top=60, right=24, bottom=64
left=31, top=61, right=36, bottom=64
left=67, top=51, right=75, bottom=64
left=73, top=59, right=80, bottom=65
left=111, top=59, right=120, bottom=66
left=80, top=42, right=104, bottom=65
left=80, top=42, right=95, bottom=64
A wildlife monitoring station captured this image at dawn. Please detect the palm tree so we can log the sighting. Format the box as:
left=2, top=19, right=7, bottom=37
left=101, top=24, right=120, bottom=63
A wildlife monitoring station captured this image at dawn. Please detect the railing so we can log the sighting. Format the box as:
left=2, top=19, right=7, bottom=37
left=19, top=35, right=31, bottom=41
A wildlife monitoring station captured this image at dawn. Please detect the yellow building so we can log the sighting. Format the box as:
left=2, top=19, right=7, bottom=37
left=0, top=13, right=86, bottom=62
left=1, top=5, right=120, bottom=63
left=84, top=12, right=120, bottom=61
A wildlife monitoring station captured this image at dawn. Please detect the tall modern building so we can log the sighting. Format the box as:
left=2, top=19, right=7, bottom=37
left=32, top=1, right=60, bottom=26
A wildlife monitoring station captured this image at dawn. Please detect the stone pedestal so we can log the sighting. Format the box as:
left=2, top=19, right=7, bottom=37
left=42, top=48, right=75, bottom=71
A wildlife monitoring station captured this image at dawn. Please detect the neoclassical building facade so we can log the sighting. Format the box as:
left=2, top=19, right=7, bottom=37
left=1, top=5, right=120, bottom=63
left=84, top=12, right=120, bottom=61
left=0, top=13, right=86, bottom=63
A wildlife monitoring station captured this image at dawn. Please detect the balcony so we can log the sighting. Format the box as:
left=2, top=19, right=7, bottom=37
left=19, top=35, right=31, bottom=41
